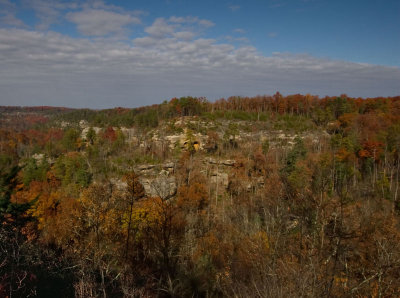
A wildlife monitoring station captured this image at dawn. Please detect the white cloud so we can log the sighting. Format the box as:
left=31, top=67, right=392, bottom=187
left=23, top=0, right=144, bottom=34
left=0, top=24, right=399, bottom=108
left=168, top=16, right=214, bottom=27
left=144, top=18, right=175, bottom=38
left=133, top=36, right=158, bottom=47
left=225, top=35, right=249, bottom=43
left=173, top=31, right=196, bottom=40
left=66, top=9, right=141, bottom=36
left=233, top=28, right=246, bottom=34
left=0, top=0, right=25, bottom=27
left=0, top=0, right=14, bottom=8
left=0, top=13, right=25, bottom=27
left=144, top=16, right=214, bottom=40
left=169, top=16, right=195, bottom=23
left=24, top=0, right=77, bottom=30
left=229, top=5, right=240, bottom=11
left=198, top=19, right=215, bottom=28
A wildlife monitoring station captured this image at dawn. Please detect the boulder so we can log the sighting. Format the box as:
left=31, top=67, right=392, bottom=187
left=222, top=160, right=235, bottom=166
left=162, top=162, right=175, bottom=169
left=137, top=164, right=155, bottom=171
left=32, top=153, right=45, bottom=164
left=141, top=176, right=177, bottom=200
left=79, top=120, right=89, bottom=128
left=204, top=158, right=235, bottom=167
left=205, top=157, right=218, bottom=165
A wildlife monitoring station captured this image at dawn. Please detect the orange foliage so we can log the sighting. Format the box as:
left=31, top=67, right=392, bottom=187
left=358, top=140, right=383, bottom=160
left=336, top=148, right=356, bottom=162
left=177, top=182, right=209, bottom=211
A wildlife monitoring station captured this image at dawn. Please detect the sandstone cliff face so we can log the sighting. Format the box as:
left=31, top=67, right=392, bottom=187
left=91, top=117, right=328, bottom=199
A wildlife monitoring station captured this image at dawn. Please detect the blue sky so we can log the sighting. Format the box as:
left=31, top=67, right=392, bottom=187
left=0, top=0, right=399, bottom=108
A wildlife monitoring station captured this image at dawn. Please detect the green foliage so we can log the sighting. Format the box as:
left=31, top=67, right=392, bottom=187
left=326, top=96, right=356, bottom=119
left=282, top=137, right=307, bottom=176
left=377, top=172, right=391, bottom=200
left=312, top=107, right=333, bottom=126
left=273, top=114, right=315, bottom=132
left=287, top=163, right=311, bottom=196
left=54, top=153, right=91, bottom=188
left=224, top=123, right=239, bottom=140
left=0, top=154, right=13, bottom=172
left=22, top=157, right=49, bottom=186
left=62, top=128, right=80, bottom=151
left=135, top=109, right=159, bottom=128
left=335, top=159, right=356, bottom=194
left=204, top=110, right=269, bottom=121
left=86, top=127, right=96, bottom=144
left=223, top=122, right=239, bottom=149
left=185, top=129, right=196, bottom=155
left=330, top=134, right=359, bottom=152
left=0, top=166, right=31, bottom=218
left=56, top=109, right=96, bottom=124
left=0, top=165, right=19, bottom=217
left=261, top=139, right=270, bottom=155
left=386, top=124, right=400, bottom=153
left=132, top=154, right=161, bottom=165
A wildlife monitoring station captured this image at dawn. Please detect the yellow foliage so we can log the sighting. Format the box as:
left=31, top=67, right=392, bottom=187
left=125, top=198, right=159, bottom=232
left=250, top=230, right=270, bottom=253
left=29, top=191, right=62, bottom=230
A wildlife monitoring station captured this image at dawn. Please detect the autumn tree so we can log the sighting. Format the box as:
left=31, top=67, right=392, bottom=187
left=177, top=182, right=209, bottom=212
left=77, top=182, right=123, bottom=297
left=122, top=171, right=145, bottom=261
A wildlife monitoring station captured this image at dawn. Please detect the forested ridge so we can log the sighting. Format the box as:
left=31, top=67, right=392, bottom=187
left=1, top=93, right=400, bottom=297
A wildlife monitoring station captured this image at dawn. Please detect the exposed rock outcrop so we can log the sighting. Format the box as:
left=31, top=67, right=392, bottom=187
left=204, top=157, right=235, bottom=167
left=140, top=176, right=177, bottom=200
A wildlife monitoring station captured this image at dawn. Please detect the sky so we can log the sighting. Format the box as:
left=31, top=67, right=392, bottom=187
left=0, top=0, right=399, bottom=108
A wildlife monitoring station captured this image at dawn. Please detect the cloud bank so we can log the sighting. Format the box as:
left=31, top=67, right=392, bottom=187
left=0, top=1, right=399, bottom=108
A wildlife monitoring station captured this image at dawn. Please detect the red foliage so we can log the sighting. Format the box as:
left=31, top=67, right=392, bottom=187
left=23, top=115, right=49, bottom=125
left=358, top=140, right=383, bottom=160
left=44, top=128, right=64, bottom=143
left=103, top=126, right=117, bottom=142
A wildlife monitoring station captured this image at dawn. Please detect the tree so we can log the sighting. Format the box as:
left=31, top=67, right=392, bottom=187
left=86, top=127, right=96, bottom=145
left=177, top=182, right=209, bottom=212
left=0, top=166, right=25, bottom=219
left=78, top=182, right=123, bottom=297
left=205, top=131, right=219, bottom=153
left=123, top=172, right=145, bottom=261
left=282, top=136, right=307, bottom=176
left=62, top=128, right=80, bottom=152
left=132, top=197, right=185, bottom=278
left=54, top=152, right=92, bottom=189
left=223, top=123, right=239, bottom=150
left=22, top=157, right=49, bottom=186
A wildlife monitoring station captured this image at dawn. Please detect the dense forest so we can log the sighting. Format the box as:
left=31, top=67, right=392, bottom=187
left=1, top=93, right=400, bottom=297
